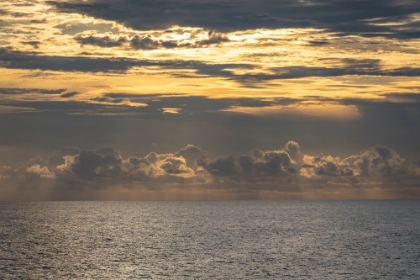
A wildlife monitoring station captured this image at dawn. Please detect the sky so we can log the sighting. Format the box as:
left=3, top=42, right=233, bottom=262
left=1, top=0, right=420, bottom=200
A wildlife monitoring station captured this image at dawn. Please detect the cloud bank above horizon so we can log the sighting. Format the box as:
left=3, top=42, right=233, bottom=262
left=1, top=141, right=419, bottom=200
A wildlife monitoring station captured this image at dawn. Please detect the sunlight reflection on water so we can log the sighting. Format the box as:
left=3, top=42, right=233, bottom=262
left=1, top=201, right=419, bottom=279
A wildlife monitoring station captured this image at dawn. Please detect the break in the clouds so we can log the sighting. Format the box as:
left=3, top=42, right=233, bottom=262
left=1, top=141, right=420, bottom=200
left=1, top=0, right=420, bottom=200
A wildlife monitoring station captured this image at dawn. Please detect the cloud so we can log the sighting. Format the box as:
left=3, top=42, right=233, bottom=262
left=195, top=30, right=230, bottom=46
left=47, top=146, right=81, bottom=169
left=72, top=29, right=231, bottom=50
left=0, top=87, right=67, bottom=95
left=0, top=47, right=251, bottom=75
left=26, top=164, right=54, bottom=178
left=301, top=155, right=355, bottom=177
left=175, top=144, right=205, bottom=165
left=54, top=21, right=116, bottom=35
left=130, top=35, right=160, bottom=50
left=60, top=91, right=80, bottom=98
left=284, top=140, right=301, bottom=160
left=2, top=46, right=420, bottom=84
left=53, top=147, right=196, bottom=183
left=74, top=34, right=127, bottom=48
left=30, top=19, right=48, bottom=24
left=59, top=147, right=123, bottom=180
left=1, top=141, right=420, bottom=199
left=21, top=41, right=41, bottom=49
left=196, top=141, right=299, bottom=181
left=0, top=47, right=152, bottom=72
left=353, top=146, right=406, bottom=176
left=47, top=0, right=420, bottom=39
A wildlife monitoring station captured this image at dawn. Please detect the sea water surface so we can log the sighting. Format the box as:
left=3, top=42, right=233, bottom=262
left=1, top=201, right=419, bottom=279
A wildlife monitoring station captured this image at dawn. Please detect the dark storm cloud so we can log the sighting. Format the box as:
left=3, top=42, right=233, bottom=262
left=47, top=0, right=420, bottom=39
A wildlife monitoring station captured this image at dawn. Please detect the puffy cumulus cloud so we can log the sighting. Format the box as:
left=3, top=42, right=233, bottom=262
left=0, top=156, right=53, bottom=180
left=300, top=145, right=420, bottom=187
left=353, top=146, right=406, bottom=177
left=0, top=146, right=198, bottom=184
left=196, top=141, right=420, bottom=192
left=301, top=155, right=354, bottom=177
left=174, top=144, right=205, bottom=165
left=197, top=145, right=298, bottom=182
left=1, top=141, right=420, bottom=200
left=58, top=147, right=123, bottom=180
left=196, top=140, right=305, bottom=183
left=284, top=140, right=300, bottom=159
left=197, top=156, right=237, bottom=176
left=26, top=165, right=54, bottom=178
left=47, top=146, right=81, bottom=169
left=124, top=152, right=195, bottom=182
left=51, top=147, right=197, bottom=183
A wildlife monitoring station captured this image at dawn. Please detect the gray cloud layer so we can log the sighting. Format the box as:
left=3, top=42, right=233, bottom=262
left=1, top=48, right=420, bottom=84
left=1, top=91, right=419, bottom=158
left=48, top=0, right=420, bottom=39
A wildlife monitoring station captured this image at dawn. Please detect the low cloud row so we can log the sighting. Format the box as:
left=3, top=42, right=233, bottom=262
left=1, top=141, right=419, bottom=199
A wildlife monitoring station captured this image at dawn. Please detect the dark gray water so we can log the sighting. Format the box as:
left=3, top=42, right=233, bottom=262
left=1, top=201, right=419, bottom=279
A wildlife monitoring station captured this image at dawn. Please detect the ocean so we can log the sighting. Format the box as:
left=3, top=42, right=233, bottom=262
left=1, top=201, right=419, bottom=279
